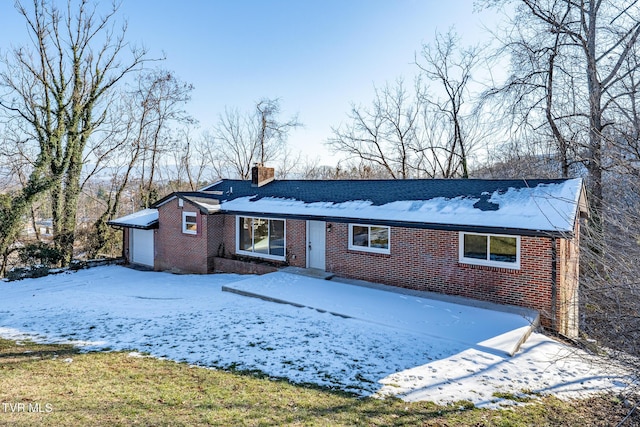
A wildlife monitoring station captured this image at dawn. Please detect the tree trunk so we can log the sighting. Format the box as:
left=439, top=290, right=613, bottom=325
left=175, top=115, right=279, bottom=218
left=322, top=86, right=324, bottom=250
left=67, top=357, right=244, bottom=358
left=585, top=0, right=605, bottom=248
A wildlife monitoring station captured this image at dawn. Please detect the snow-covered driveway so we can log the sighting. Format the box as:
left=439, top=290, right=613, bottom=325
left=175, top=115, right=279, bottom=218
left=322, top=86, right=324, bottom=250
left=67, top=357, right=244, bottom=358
left=223, top=271, right=537, bottom=356
left=0, top=266, right=632, bottom=408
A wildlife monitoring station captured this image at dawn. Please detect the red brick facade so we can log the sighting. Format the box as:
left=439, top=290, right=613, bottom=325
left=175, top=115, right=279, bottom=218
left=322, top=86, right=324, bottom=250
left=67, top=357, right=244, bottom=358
left=122, top=228, right=130, bottom=262
left=147, top=202, right=579, bottom=334
left=153, top=206, right=309, bottom=274
left=326, top=223, right=558, bottom=327
left=154, top=198, right=209, bottom=274
left=284, top=219, right=307, bottom=268
left=555, top=221, right=580, bottom=336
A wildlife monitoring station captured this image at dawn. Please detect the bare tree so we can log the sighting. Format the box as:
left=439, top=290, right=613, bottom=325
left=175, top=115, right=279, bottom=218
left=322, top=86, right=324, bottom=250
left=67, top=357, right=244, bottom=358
left=329, top=31, right=486, bottom=180
left=133, top=70, right=194, bottom=207
left=482, top=0, right=640, bottom=234
left=0, top=0, right=150, bottom=264
left=579, top=173, right=640, bottom=391
left=209, top=99, right=301, bottom=179
left=328, top=79, right=422, bottom=179
left=164, top=128, right=209, bottom=191
left=481, top=1, right=640, bottom=388
left=255, top=98, right=301, bottom=165
left=480, top=4, right=580, bottom=178
left=416, top=29, right=483, bottom=178
left=208, top=107, right=258, bottom=179
left=275, top=145, right=303, bottom=179
left=89, top=69, right=193, bottom=257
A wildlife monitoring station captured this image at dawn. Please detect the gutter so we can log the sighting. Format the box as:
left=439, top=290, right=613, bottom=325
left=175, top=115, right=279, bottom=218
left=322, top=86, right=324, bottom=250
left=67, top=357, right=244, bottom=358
left=106, top=221, right=159, bottom=230
left=121, top=228, right=126, bottom=261
left=218, top=209, right=573, bottom=239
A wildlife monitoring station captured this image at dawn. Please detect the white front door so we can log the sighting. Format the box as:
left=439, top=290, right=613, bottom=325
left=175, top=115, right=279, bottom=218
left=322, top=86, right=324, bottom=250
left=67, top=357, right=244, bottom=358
left=131, top=228, right=154, bottom=267
left=307, top=221, right=326, bottom=270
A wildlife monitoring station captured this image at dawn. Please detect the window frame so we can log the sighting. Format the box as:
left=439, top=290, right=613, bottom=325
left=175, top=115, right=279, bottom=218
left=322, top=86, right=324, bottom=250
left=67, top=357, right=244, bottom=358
left=348, top=223, right=391, bottom=254
left=459, top=232, right=521, bottom=269
left=236, top=216, right=286, bottom=261
left=182, top=211, right=198, bottom=235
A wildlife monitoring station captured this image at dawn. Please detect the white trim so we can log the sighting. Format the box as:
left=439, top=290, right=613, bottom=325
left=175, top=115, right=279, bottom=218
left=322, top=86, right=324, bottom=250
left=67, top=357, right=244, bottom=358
left=235, top=215, right=286, bottom=261
left=459, top=232, right=521, bottom=270
left=348, top=223, right=391, bottom=254
left=182, top=211, right=198, bottom=235
left=307, top=220, right=326, bottom=270
left=305, top=220, right=310, bottom=266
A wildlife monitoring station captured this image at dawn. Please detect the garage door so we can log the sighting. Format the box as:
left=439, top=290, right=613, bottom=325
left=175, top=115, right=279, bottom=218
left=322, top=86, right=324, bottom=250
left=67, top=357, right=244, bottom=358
left=131, top=228, right=154, bottom=267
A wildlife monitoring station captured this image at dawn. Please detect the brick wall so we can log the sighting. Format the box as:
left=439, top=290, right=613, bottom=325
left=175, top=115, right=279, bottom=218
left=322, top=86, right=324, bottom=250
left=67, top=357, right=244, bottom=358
left=152, top=211, right=310, bottom=272
left=325, top=222, right=558, bottom=327
left=152, top=208, right=577, bottom=333
left=285, top=219, right=306, bottom=268
left=155, top=199, right=209, bottom=274
left=122, top=228, right=130, bottom=263
left=207, top=214, right=225, bottom=271
left=556, top=219, right=580, bottom=337
left=217, top=214, right=306, bottom=268
left=213, top=257, right=278, bottom=274
left=220, top=214, right=235, bottom=258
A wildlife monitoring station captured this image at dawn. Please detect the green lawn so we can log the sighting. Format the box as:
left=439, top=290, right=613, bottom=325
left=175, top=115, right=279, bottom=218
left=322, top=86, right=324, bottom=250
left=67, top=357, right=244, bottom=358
left=0, top=338, right=633, bottom=426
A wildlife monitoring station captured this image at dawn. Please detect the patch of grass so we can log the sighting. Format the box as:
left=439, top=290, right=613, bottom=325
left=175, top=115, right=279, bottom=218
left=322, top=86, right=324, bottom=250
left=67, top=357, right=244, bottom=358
left=492, top=391, right=536, bottom=403
left=0, top=338, right=637, bottom=426
left=452, top=400, right=476, bottom=410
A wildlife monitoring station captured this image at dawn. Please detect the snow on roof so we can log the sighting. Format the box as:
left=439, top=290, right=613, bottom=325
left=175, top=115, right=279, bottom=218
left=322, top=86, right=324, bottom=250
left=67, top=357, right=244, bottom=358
left=108, top=208, right=158, bottom=229
left=220, top=179, right=583, bottom=234
left=182, top=196, right=221, bottom=214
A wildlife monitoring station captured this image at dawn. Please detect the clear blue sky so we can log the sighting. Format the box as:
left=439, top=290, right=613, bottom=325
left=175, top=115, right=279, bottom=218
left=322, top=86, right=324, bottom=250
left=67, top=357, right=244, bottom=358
left=0, top=1, right=502, bottom=165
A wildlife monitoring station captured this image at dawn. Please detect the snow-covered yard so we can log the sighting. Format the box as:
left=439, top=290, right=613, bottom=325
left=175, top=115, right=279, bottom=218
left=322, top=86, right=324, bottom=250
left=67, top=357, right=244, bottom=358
left=0, top=266, right=633, bottom=408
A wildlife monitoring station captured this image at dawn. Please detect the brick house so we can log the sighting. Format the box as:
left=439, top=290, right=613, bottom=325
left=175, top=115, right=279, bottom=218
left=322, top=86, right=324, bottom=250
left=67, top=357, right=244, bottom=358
left=109, top=165, right=588, bottom=337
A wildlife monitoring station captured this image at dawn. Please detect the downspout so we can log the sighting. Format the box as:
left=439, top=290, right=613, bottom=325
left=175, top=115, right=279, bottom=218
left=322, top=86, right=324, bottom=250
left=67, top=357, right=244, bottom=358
left=121, top=228, right=126, bottom=260
left=122, top=227, right=129, bottom=264
left=551, top=237, right=558, bottom=333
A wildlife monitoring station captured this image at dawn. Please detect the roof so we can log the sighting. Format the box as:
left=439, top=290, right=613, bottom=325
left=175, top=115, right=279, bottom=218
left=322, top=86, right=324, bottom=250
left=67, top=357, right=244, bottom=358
left=154, top=178, right=585, bottom=237
left=154, top=192, right=222, bottom=214
left=108, top=208, right=158, bottom=229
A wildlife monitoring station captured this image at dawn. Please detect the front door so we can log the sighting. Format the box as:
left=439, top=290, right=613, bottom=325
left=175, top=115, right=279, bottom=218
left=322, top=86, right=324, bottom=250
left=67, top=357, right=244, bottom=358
left=307, top=221, right=326, bottom=270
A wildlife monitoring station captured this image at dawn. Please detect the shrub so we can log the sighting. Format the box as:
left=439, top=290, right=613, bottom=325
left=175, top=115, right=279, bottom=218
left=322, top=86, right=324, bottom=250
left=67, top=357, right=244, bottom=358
left=18, top=242, right=65, bottom=268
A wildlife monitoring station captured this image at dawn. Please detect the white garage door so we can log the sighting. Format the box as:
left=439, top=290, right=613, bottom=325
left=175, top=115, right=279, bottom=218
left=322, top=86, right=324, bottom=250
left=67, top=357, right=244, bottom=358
left=131, top=228, right=154, bottom=267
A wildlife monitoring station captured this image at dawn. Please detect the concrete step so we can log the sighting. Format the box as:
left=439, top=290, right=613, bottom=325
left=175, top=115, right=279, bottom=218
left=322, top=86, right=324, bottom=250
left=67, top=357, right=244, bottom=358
left=279, top=266, right=335, bottom=280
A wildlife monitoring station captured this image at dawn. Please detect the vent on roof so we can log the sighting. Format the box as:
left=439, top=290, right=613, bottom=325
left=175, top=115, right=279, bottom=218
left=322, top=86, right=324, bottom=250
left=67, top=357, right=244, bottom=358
left=473, top=197, right=499, bottom=211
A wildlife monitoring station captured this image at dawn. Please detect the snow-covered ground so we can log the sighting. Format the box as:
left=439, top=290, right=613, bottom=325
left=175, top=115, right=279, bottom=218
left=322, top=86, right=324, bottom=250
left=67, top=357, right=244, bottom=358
left=0, top=266, right=633, bottom=408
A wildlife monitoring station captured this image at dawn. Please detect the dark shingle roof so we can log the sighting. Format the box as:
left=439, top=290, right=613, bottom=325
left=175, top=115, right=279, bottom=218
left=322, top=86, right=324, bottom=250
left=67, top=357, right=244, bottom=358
left=201, top=178, right=570, bottom=205
left=148, top=178, right=585, bottom=236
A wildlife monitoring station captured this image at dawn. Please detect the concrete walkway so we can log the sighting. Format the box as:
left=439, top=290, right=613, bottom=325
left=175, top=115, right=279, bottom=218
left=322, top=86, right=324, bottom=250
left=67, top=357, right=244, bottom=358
left=222, top=271, right=539, bottom=356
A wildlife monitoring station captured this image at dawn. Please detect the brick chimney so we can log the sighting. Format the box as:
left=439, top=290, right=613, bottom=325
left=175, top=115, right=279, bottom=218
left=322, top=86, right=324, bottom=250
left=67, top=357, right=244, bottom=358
left=251, top=164, right=275, bottom=187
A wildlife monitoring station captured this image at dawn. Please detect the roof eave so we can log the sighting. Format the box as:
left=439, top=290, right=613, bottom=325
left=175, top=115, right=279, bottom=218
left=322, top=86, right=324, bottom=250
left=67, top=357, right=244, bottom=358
left=218, top=209, right=573, bottom=238
left=107, top=220, right=159, bottom=230
left=152, top=193, right=222, bottom=215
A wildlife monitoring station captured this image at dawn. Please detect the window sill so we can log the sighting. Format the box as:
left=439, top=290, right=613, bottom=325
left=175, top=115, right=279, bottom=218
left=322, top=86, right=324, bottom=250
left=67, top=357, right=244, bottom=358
left=347, top=248, right=391, bottom=257
left=236, top=250, right=286, bottom=262
left=458, top=261, right=520, bottom=272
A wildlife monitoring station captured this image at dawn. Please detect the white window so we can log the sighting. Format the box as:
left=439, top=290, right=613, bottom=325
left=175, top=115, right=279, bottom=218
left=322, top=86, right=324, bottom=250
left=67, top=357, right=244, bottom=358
left=348, top=224, right=390, bottom=254
left=459, top=232, right=520, bottom=269
left=237, top=216, right=286, bottom=261
left=182, top=212, right=198, bottom=235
